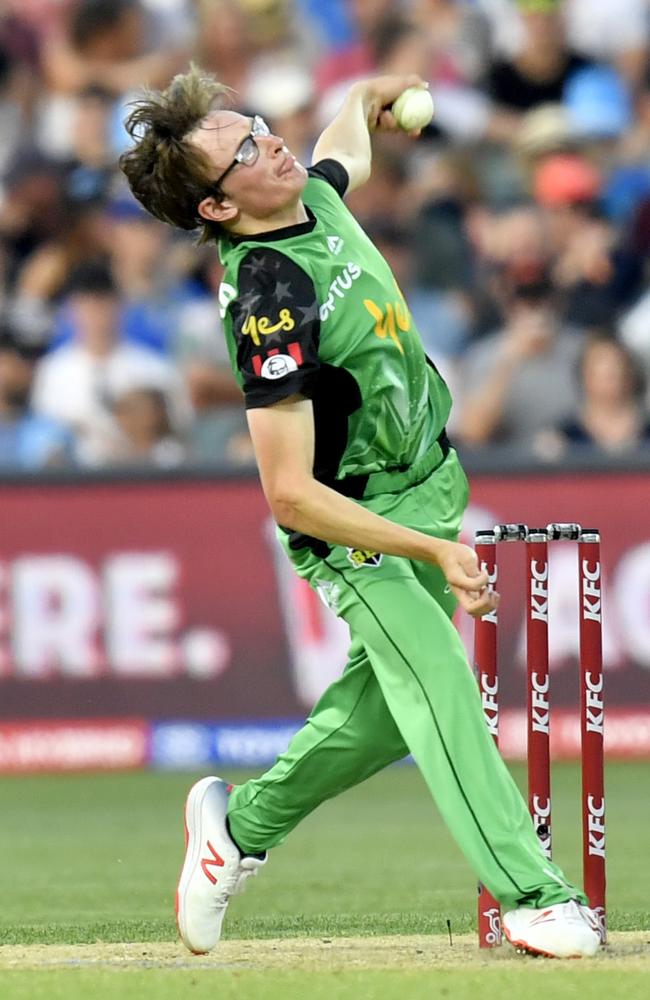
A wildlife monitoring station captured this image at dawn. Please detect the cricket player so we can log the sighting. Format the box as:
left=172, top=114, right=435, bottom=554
left=121, top=66, right=600, bottom=959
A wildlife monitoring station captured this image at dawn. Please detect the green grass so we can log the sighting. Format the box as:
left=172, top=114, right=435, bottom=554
left=0, top=762, right=648, bottom=998
left=0, top=761, right=647, bottom=943
left=1, top=968, right=650, bottom=1000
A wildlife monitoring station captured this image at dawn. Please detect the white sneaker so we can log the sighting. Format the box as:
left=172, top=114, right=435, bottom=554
left=503, top=900, right=601, bottom=958
left=175, top=776, right=266, bottom=954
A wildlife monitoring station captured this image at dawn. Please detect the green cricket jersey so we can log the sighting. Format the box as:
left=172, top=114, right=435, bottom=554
left=218, top=159, right=452, bottom=485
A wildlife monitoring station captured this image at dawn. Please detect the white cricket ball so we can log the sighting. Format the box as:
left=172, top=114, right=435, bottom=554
left=391, top=86, right=434, bottom=132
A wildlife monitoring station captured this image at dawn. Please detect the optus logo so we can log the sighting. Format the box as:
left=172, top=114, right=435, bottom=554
left=319, top=262, right=362, bottom=321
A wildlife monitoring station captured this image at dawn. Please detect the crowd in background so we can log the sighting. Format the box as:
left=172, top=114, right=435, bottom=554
left=2, top=0, right=650, bottom=471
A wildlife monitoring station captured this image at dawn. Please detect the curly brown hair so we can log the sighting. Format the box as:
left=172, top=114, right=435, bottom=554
left=119, top=64, right=232, bottom=242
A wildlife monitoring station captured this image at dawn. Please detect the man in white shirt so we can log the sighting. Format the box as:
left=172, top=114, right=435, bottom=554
left=32, top=261, right=189, bottom=465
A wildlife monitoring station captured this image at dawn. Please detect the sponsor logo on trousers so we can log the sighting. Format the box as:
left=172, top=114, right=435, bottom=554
left=480, top=674, right=498, bottom=737
left=582, top=560, right=601, bottom=622
left=584, top=672, right=604, bottom=734
left=531, top=672, right=550, bottom=733
left=530, top=559, right=549, bottom=622
left=587, top=795, right=606, bottom=858
left=346, top=548, right=383, bottom=569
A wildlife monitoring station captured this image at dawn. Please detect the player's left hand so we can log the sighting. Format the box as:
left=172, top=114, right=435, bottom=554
left=355, top=75, right=428, bottom=136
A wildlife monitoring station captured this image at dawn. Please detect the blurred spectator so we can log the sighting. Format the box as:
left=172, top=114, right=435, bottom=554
left=43, top=0, right=187, bottom=96
left=0, top=8, right=42, bottom=175
left=467, top=205, right=551, bottom=336
left=107, top=192, right=182, bottom=354
left=487, top=0, right=591, bottom=140
left=541, top=333, right=650, bottom=456
left=456, top=277, right=583, bottom=447
left=195, top=0, right=254, bottom=94
left=563, top=64, right=633, bottom=145
left=0, top=323, right=73, bottom=469
left=404, top=151, right=476, bottom=292
left=415, top=0, right=492, bottom=85
left=0, top=0, right=648, bottom=470
left=0, top=147, right=65, bottom=290
left=12, top=88, right=116, bottom=327
left=315, top=0, right=394, bottom=94
left=172, top=250, right=250, bottom=408
left=533, top=154, right=642, bottom=327
left=31, top=261, right=189, bottom=465
left=112, top=386, right=186, bottom=466
left=40, top=0, right=188, bottom=157
left=298, top=0, right=354, bottom=51
left=63, top=83, right=116, bottom=183
left=565, top=0, right=650, bottom=89
left=5, top=88, right=115, bottom=344
left=620, top=285, right=650, bottom=402
left=189, top=403, right=255, bottom=466
left=513, top=102, right=573, bottom=161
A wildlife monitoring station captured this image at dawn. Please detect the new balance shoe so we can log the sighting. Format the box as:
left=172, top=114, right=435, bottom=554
left=175, top=776, right=266, bottom=954
left=503, top=900, right=601, bottom=958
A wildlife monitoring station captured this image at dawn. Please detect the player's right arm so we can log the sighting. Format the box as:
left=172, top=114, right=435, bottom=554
left=247, top=396, right=498, bottom=619
left=312, top=75, right=426, bottom=192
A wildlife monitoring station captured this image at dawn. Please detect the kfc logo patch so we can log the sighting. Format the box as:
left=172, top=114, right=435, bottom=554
left=261, top=354, right=299, bottom=380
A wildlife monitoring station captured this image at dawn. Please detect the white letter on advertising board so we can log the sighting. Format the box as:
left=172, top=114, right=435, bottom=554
left=11, top=556, right=99, bottom=677
left=105, top=552, right=179, bottom=677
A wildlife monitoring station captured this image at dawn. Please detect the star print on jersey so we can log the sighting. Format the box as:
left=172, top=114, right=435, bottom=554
left=227, top=248, right=321, bottom=408
left=238, top=288, right=264, bottom=316
left=240, top=252, right=282, bottom=279
left=296, top=301, right=320, bottom=325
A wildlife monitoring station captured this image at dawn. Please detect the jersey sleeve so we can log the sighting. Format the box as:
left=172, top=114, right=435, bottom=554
left=307, top=159, right=349, bottom=198
left=226, top=248, right=321, bottom=408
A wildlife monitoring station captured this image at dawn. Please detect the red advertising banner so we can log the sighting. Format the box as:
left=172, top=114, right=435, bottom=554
left=1, top=470, right=649, bottom=751
left=0, top=718, right=148, bottom=772
left=0, top=479, right=299, bottom=720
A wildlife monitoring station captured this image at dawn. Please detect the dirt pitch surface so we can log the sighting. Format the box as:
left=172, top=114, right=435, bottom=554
left=1, top=932, right=648, bottom=972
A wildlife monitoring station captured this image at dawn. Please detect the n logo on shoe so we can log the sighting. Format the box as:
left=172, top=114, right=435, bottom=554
left=200, top=841, right=225, bottom=884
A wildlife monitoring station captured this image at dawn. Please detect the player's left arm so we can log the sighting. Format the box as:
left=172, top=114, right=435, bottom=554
left=312, top=75, right=426, bottom=192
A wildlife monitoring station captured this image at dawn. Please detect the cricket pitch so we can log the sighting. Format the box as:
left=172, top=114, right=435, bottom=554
left=1, top=931, right=648, bottom=971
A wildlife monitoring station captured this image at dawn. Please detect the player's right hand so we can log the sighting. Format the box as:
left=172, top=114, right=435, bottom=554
left=353, top=75, right=427, bottom=132
left=434, top=540, right=500, bottom=619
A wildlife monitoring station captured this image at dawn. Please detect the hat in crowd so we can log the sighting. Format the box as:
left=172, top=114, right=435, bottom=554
left=515, top=0, right=561, bottom=11
left=602, top=165, right=650, bottom=224
left=1, top=146, right=61, bottom=192
left=64, top=165, right=111, bottom=209
left=564, top=66, right=633, bottom=140
left=63, top=260, right=117, bottom=297
left=533, top=154, right=602, bottom=207
left=245, top=62, right=314, bottom=120
left=514, top=104, right=572, bottom=158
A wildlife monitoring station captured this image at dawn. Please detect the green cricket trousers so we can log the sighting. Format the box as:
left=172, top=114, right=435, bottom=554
left=227, top=445, right=584, bottom=911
